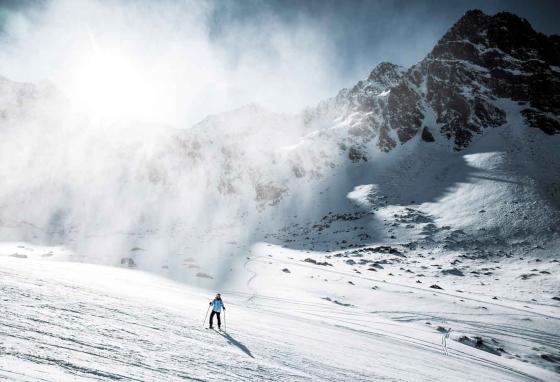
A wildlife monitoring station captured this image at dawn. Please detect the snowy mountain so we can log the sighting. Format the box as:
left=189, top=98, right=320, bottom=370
left=0, top=9, right=560, bottom=381
left=305, top=10, right=560, bottom=152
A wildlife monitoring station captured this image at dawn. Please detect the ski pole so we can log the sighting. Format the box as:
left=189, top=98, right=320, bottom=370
left=223, top=309, right=226, bottom=333
left=203, top=305, right=210, bottom=327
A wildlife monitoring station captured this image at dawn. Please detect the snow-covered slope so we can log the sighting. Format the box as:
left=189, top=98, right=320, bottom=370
left=1, top=254, right=558, bottom=381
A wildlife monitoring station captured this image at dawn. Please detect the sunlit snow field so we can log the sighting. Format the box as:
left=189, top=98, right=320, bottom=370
left=1, top=242, right=558, bottom=381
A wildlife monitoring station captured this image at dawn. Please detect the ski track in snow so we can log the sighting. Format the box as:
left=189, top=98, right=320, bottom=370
left=246, top=255, right=559, bottom=320
left=0, top=261, right=375, bottom=382
left=232, top=254, right=559, bottom=381
left=0, top=255, right=558, bottom=382
left=243, top=257, right=258, bottom=305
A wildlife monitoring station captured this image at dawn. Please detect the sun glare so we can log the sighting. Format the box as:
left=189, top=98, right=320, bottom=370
left=69, top=49, right=163, bottom=123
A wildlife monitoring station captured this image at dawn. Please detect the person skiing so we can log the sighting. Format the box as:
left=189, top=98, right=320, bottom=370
left=209, top=293, right=225, bottom=330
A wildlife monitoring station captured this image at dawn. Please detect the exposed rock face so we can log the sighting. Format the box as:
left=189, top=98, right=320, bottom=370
left=421, top=127, right=435, bottom=142
left=304, top=62, right=406, bottom=153
left=420, top=9, right=560, bottom=147
left=305, top=9, right=560, bottom=152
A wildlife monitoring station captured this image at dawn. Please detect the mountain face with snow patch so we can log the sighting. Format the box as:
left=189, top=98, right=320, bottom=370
left=0, top=9, right=559, bottom=264
left=305, top=10, right=560, bottom=156
left=163, top=9, right=560, bottom=259
left=169, top=9, right=560, bottom=216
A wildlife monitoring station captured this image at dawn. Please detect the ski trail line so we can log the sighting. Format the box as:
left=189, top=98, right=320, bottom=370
left=248, top=255, right=560, bottom=320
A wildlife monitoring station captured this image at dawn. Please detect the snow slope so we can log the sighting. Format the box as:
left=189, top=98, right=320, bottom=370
left=1, top=254, right=558, bottom=381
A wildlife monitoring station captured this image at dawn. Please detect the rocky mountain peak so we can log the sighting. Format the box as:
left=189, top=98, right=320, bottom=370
left=345, top=62, right=405, bottom=102
left=432, top=9, right=559, bottom=65
left=366, top=62, right=404, bottom=87
left=439, top=9, right=491, bottom=42
left=304, top=9, right=560, bottom=156
left=420, top=9, right=560, bottom=146
left=443, top=9, right=534, bottom=43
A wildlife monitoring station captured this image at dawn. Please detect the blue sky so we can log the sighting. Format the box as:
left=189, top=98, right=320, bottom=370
left=206, top=0, right=560, bottom=82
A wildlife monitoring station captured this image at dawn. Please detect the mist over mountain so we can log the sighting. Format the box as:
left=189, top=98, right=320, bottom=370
left=0, top=6, right=559, bottom=381
left=1, top=7, right=559, bottom=272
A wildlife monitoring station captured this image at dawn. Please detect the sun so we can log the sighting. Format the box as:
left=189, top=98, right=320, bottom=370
left=68, top=48, right=161, bottom=123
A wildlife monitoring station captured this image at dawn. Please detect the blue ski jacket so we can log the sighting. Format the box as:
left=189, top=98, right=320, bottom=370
left=210, top=299, right=225, bottom=313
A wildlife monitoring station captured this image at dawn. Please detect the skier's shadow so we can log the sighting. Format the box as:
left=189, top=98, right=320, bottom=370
left=217, top=331, right=254, bottom=358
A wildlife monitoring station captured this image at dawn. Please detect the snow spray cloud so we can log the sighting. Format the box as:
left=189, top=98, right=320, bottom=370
left=0, top=0, right=342, bottom=126
left=0, top=0, right=346, bottom=284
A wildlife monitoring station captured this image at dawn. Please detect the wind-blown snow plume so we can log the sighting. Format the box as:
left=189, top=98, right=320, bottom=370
left=1, top=4, right=560, bottom=289
left=0, top=0, right=344, bottom=281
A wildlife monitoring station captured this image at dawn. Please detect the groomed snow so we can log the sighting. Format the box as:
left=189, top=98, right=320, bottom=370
left=1, top=253, right=558, bottom=381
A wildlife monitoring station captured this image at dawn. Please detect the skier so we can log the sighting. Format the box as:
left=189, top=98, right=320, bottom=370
left=208, top=293, right=225, bottom=330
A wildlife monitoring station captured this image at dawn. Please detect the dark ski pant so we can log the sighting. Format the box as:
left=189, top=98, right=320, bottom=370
left=209, top=310, right=221, bottom=328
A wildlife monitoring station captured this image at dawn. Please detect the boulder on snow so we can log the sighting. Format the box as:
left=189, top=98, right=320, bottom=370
left=421, top=127, right=435, bottom=142
left=456, top=335, right=502, bottom=356
left=303, top=258, right=333, bottom=266
left=442, top=268, right=464, bottom=276
left=333, top=299, right=352, bottom=307
left=196, top=272, right=213, bottom=279
left=371, top=246, right=403, bottom=256
left=322, top=297, right=353, bottom=307
left=541, top=354, right=560, bottom=363
left=430, top=284, right=443, bottom=290
left=282, top=268, right=291, bottom=273
left=120, top=257, right=136, bottom=268
left=520, top=273, right=538, bottom=280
